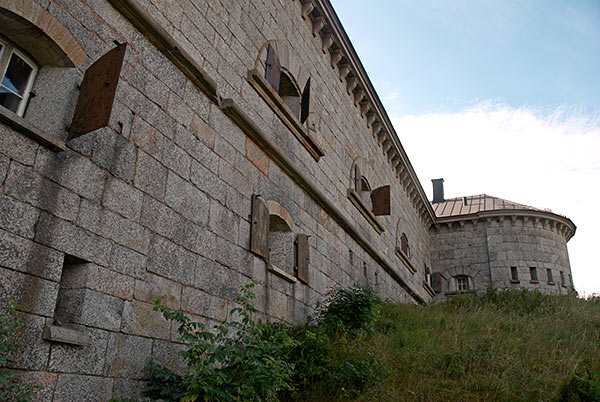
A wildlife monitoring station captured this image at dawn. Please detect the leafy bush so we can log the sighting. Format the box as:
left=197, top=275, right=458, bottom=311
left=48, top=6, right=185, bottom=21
left=0, top=303, right=39, bottom=402
left=556, top=371, right=600, bottom=402
left=153, top=281, right=297, bottom=402
left=316, top=284, right=379, bottom=335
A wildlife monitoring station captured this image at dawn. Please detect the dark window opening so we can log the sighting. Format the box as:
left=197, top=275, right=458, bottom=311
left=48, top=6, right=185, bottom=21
left=510, top=266, right=519, bottom=282
left=400, top=233, right=410, bottom=258
left=529, top=267, right=538, bottom=281
left=546, top=268, right=554, bottom=283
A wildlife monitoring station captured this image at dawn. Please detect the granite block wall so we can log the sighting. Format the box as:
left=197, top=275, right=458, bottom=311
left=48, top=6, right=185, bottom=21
left=0, top=0, right=432, bottom=399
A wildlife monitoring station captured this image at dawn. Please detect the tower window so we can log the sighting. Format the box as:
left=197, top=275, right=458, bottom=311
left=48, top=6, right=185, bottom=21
left=529, top=267, right=538, bottom=282
left=0, top=38, right=38, bottom=116
left=456, top=275, right=469, bottom=292
left=546, top=268, right=554, bottom=284
left=510, top=266, right=519, bottom=282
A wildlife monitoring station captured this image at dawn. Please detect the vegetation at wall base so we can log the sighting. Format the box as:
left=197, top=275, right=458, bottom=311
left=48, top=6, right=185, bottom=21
left=0, top=303, right=40, bottom=402
left=114, top=286, right=599, bottom=402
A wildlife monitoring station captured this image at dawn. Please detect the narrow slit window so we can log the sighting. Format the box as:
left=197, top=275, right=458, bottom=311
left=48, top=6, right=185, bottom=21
left=546, top=268, right=554, bottom=283
left=529, top=267, right=538, bottom=281
left=510, top=266, right=519, bottom=282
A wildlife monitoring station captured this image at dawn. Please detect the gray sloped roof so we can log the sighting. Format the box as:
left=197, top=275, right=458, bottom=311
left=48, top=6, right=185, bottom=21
left=432, top=194, right=545, bottom=218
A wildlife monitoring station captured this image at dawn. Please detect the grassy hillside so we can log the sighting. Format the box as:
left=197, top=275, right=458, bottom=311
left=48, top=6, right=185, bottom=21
left=342, top=290, right=600, bottom=402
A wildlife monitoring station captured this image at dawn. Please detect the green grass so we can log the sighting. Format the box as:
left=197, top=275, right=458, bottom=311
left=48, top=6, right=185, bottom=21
left=315, top=289, right=600, bottom=402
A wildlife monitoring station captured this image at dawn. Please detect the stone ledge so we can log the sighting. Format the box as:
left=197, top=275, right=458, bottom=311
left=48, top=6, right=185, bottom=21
left=247, top=69, right=324, bottom=161
left=0, top=107, right=66, bottom=152
left=347, top=189, right=384, bottom=234
left=267, top=263, right=297, bottom=283
left=510, top=280, right=520, bottom=284
left=42, top=322, right=88, bottom=346
left=422, top=281, right=435, bottom=297
left=395, top=247, right=416, bottom=274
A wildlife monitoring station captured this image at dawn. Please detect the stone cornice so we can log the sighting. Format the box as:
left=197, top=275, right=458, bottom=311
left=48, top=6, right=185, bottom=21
left=434, top=209, right=576, bottom=241
left=298, top=0, right=436, bottom=227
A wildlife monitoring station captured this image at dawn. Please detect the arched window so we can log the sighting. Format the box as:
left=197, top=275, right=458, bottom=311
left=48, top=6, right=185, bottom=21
left=268, top=214, right=295, bottom=277
left=455, top=275, right=470, bottom=292
left=0, top=37, right=38, bottom=116
left=400, top=233, right=410, bottom=258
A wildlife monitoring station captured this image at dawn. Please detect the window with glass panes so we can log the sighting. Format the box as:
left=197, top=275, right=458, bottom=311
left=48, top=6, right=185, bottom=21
left=456, top=275, right=469, bottom=292
left=0, top=38, right=38, bottom=116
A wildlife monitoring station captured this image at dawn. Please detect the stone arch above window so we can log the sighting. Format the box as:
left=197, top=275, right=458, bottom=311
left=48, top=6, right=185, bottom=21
left=0, top=1, right=86, bottom=68
left=250, top=195, right=310, bottom=285
left=348, top=157, right=390, bottom=233
left=248, top=40, right=323, bottom=160
left=395, top=217, right=415, bottom=273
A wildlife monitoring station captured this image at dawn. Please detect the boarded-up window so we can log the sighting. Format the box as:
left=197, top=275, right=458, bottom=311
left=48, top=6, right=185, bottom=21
left=371, top=185, right=390, bottom=216
left=300, top=77, right=310, bottom=124
left=295, top=233, right=309, bottom=285
left=431, top=272, right=441, bottom=293
left=69, top=43, right=126, bottom=139
left=250, top=194, right=269, bottom=259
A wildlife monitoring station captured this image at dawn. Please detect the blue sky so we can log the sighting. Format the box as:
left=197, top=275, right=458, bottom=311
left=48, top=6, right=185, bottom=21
left=331, top=0, right=600, bottom=116
left=330, top=0, right=600, bottom=295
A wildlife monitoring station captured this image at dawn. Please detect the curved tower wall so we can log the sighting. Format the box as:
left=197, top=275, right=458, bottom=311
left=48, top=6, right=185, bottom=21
left=431, top=214, right=574, bottom=298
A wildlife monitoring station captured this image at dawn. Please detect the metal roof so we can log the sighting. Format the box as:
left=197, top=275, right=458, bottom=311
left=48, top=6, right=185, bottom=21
left=431, top=194, right=545, bottom=218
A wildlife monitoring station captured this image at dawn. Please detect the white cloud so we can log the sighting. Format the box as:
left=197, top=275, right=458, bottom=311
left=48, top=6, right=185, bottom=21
left=391, top=102, right=600, bottom=296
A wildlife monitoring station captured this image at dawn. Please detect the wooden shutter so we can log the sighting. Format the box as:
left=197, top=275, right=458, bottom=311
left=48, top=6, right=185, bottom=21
left=431, top=272, right=441, bottom=293
left=295, top=233, right=309, bottom=285
left=354, top=164, right=361, bottom=191
left=69, top=43, right=127, bottom=139
left=250, top=194, right=269, bottom=259
left=371, top=185, right=391, bottom=216
left=300, top=77, right=310, bottom=123
left=265, top=44, right=281, bottom=92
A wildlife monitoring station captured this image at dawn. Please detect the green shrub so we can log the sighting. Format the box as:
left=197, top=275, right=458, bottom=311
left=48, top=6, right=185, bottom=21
left=556, top=371, right=600, bottom=402
left=316, top=284, right=379, bottom=335
left=154, top=281, right=297, bottom=402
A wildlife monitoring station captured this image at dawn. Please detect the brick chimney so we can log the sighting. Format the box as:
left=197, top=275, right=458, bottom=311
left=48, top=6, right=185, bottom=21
left=432, top=178, right=444, bottom=203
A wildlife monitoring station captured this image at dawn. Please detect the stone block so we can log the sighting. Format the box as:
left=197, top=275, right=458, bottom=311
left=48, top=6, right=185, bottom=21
left=190, top=159, right=226, bottom=204
left=208, top=199, right=239, bottom=240
left=0, top=229, right=63, bottom=281
left=167, top=92, right=194, bottom=128
left=56, top=288, right=123, bottom=331
left=10, top=370, right=57, bottom=402
left=0, top=123, right=39, bottom=165
left=102, top=176, right=143, bottom=221
left=104, top=333, right=153, bottom=378
left=48, top=327, right=109, bottom=375
left=213, top=236, right=251, bottom=275
left=53, top=374, right=113, bottom=402
left=134, top=272, right=181, bottom=309
left=130, top=115, right=164, bottom=158
left=147, top=235, right=195, bottom=286
left=0, top=153, right=8, bottom=184
left=77, top=200, right=150, bottom=254
left=165, top=171, right=209, bottom=226
left=111, top=378, right=148, bottom=401
left=195, top=256, right=242, bottom=299
left=81, top=263, right=135, bottom=300
left=4, top=161, right=80, bottom=222
left=181, top=286, right=228, bottom=321
left=121, top=300, right=171, bottom=339
left=0, top=267, right=58, bottom=316
left=7, top=312, right=49, bottom=370
left=110, top=244, right=146, bottom=280
left=134, top=151, right=167, bottom=200
left=0, top=194, right=40, bottom=239
left=35, top=148, right=106, bottom=202
left=152, top=339, right=186, bottom=372
left=160, top=138, right=191, bottom=179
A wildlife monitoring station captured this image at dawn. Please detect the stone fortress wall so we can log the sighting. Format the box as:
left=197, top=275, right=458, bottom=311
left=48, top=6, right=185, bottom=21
left=0, top=0, right=575, bottom=400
